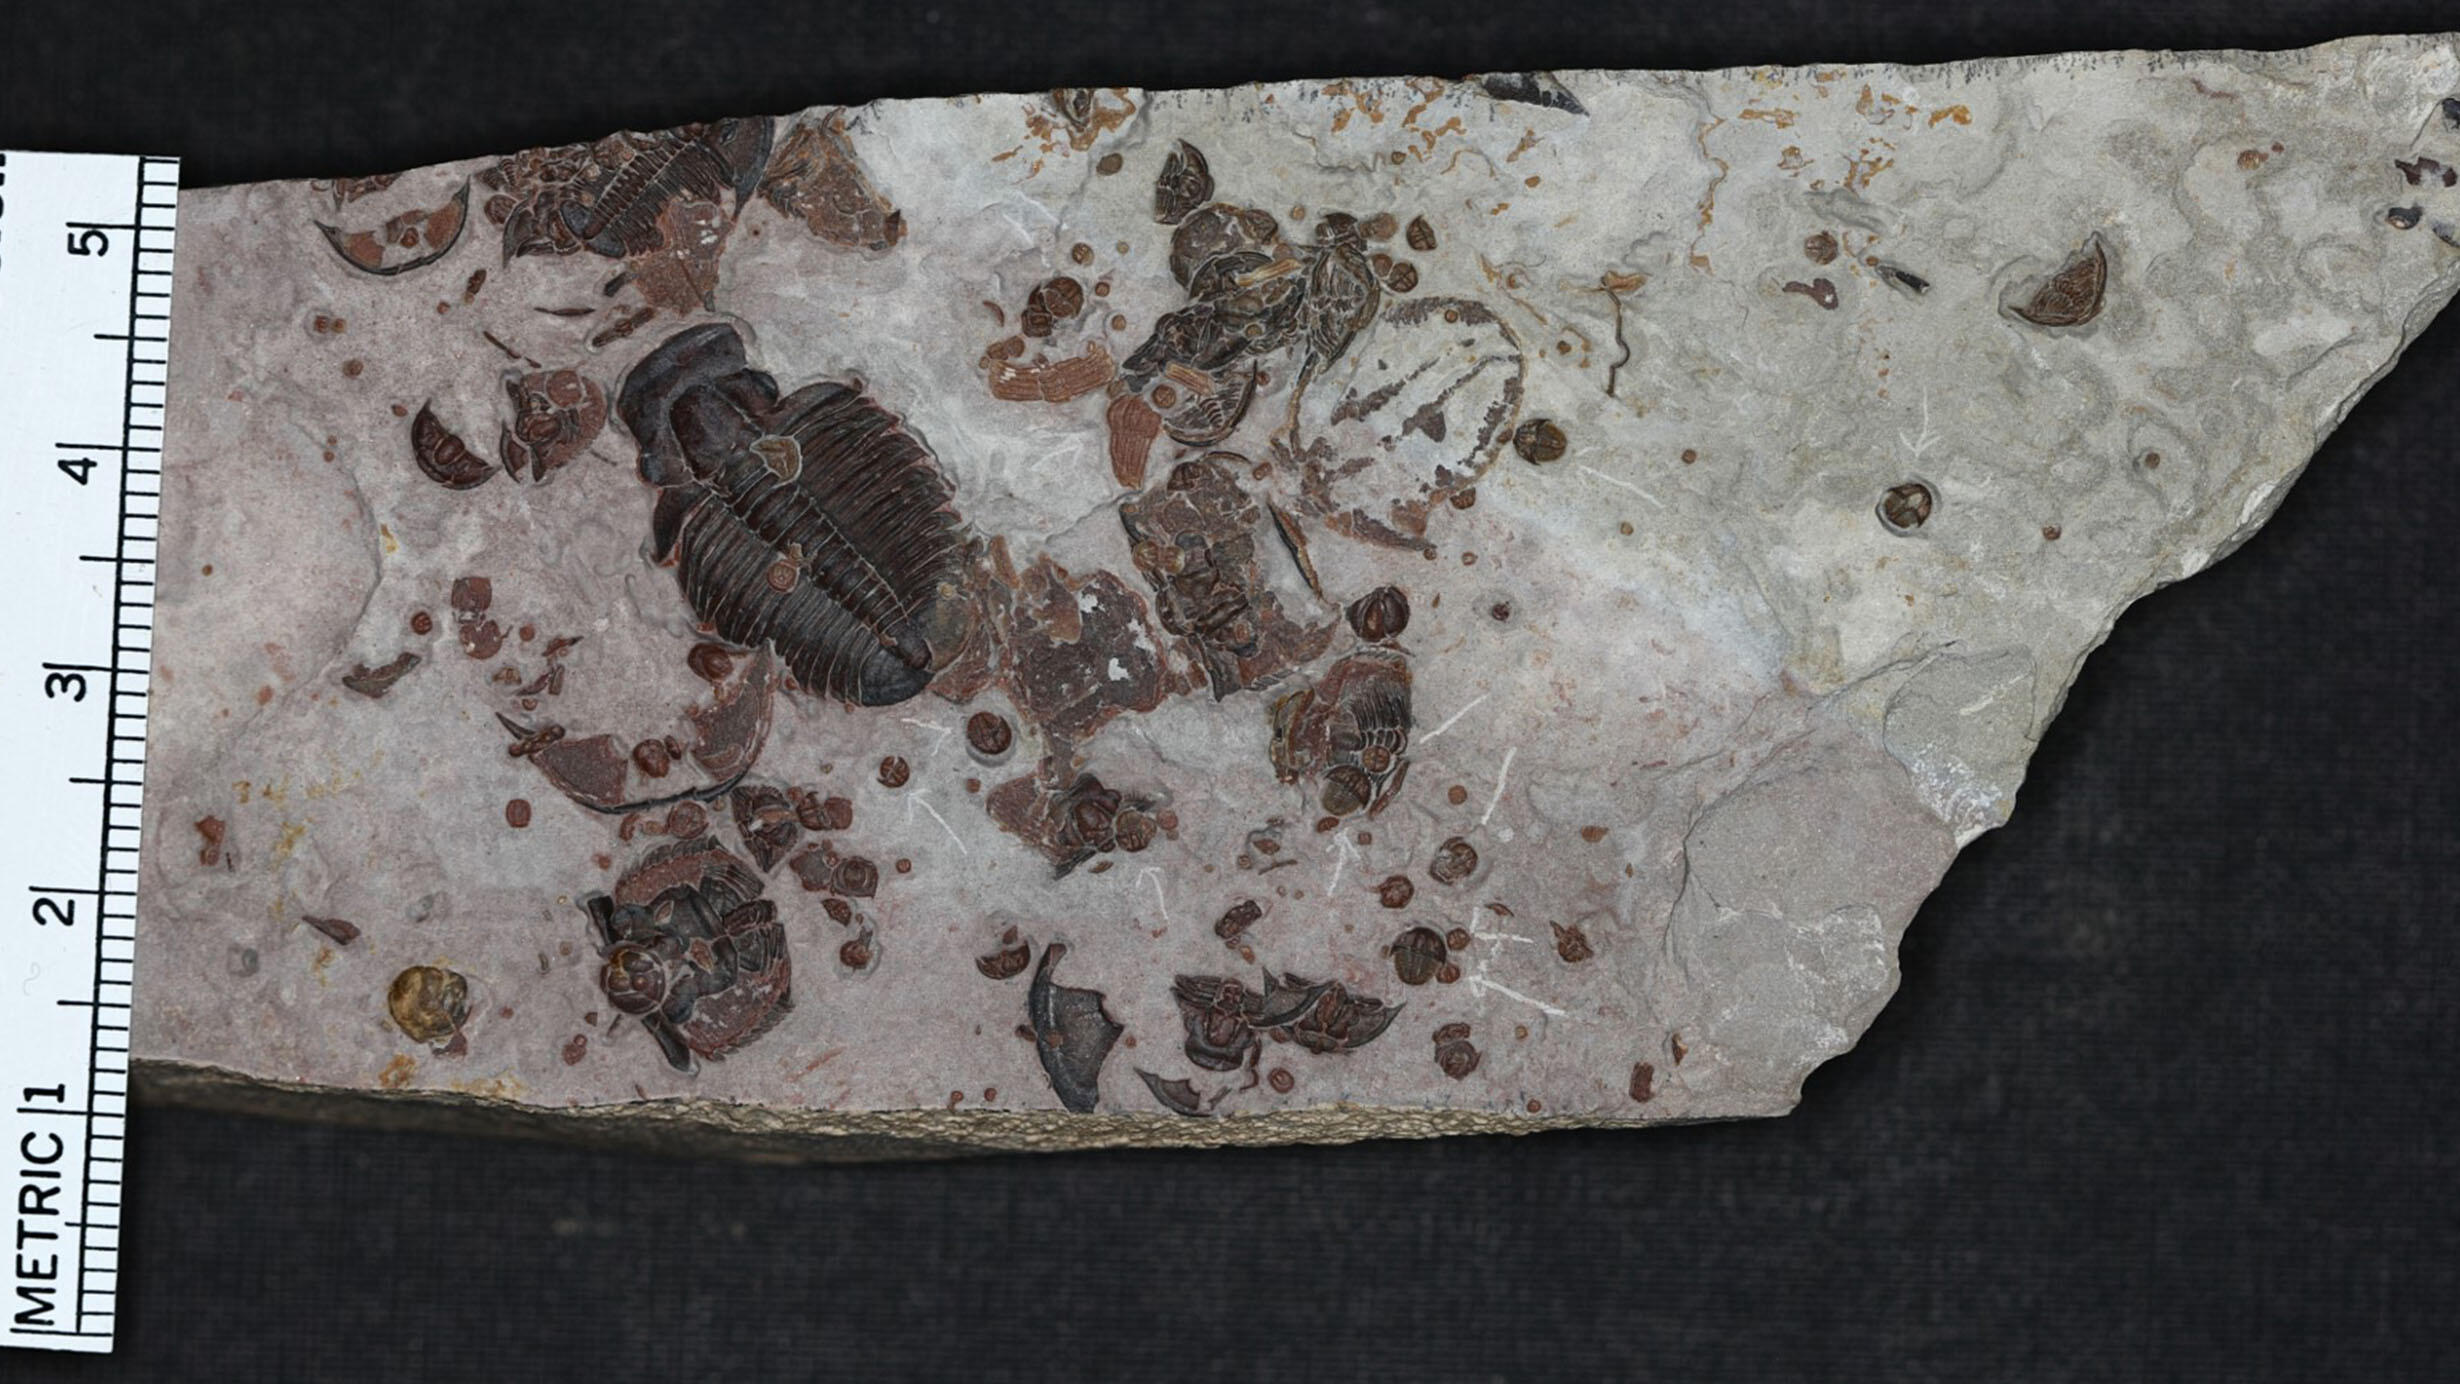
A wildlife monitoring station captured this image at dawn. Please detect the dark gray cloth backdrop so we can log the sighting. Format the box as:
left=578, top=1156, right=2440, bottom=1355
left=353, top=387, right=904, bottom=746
left=3, top=2, right=2454, bottom=1378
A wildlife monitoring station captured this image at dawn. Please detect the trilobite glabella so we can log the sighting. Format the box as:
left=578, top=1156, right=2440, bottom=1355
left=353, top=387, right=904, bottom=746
left=618, top=324, right=968, bottom=706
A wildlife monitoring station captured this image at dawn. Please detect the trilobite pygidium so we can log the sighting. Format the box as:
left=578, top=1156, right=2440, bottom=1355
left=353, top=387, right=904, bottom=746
left=619, top=324, right=967, bottom=707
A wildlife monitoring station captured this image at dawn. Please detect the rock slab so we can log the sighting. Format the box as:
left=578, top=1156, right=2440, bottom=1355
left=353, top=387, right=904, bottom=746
left=135, top=35, right=2460, bottom=1156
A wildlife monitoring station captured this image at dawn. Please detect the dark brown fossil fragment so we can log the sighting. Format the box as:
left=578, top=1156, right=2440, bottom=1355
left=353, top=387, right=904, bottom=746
left=1428, top=836, right=1479, bottom=886
left=484, top=121, right=770, bottom=263
left=315, top=180, right=469, bottom=277
left=965, top=710, right=1014, bottom=761
left=301, top=915, right=361, bottom=946
left=1390, top=925, right=1448, bottom=985
left=412, top=403, right=493, bottom=490
left=1276, top=972, right=1398, bottom=1054
left=1154, top=140, right=1214, bottom=224
left=498, top=368, right=608, bottom=484
left=1405, top=215, right=1437, bottom=252
left=1270, top=650, right=1413, bottom=819
left=1172, top=974, right=1263, bottom=1072
left=729, top=783, right=802, bottom=871
left=1512, top=417, right=1567, bottom=464
left=1878, top=481, right=1935, bottom=533
left=1214, top=898, right=1262, bottom=940
left=1346, top=585, right=1410, bottom=642
left=340, top=651, right=420, bottom=699
left=1120, top=455, right=1333, bottom=699
left=618, top=324, right=969, bottom=708
left=1136, top=1069, right=1209, bottom=1117
left=1027, top=942, right=1122, bottom=1113
left=2009, top=233, right=2109, bottom=328
left=1433, top=1022, right=1481, bottom=1079
left=1551, top=919, right=1595, bottom=964
left=976, top=927, right=1032, bottom=980
left=583, top=835, right=790, bottom=1074
left=387, top=965, right=469, bottom=1048
left=760, top=111, right=904, bottom=252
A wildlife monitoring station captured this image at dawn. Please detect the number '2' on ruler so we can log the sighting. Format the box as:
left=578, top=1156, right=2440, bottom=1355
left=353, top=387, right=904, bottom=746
left=0, top=149, right=178, bottom=1354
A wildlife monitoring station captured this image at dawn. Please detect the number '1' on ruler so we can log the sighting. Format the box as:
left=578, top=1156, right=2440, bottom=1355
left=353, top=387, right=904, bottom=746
left=0, top=149, right=178, bottom=1355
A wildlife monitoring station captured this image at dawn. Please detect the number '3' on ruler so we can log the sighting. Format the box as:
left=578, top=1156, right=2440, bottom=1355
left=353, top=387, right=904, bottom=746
left=0, top=149, right=178, bottom=1355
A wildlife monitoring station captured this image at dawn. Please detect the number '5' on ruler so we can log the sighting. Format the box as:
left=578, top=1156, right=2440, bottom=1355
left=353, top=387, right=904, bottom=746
left=0, top=149, right=179, bottom=1356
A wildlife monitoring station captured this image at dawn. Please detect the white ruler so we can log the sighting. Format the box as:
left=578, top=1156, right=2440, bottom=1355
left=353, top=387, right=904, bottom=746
left=0, top=150, right=177, bottom=1354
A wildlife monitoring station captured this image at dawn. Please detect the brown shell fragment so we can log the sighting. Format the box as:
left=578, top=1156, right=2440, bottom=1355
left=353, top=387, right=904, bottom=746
left=1214, top=899, right=1262, bottom=940
left=1120, top=456, right=1336, bottom=699
left=1028, top=942, right=1122, bottom=1113
left=316, top=180, right=470, bottom=277
left=1269, top=650, right=1413, bottom=818
left=388, top=965, right=469, bottom=1047
left=730, top=783, right=802, bottom=871
left=340, top=651, right=420, bottom=699
left=583, top=836, right=790, bottom=1073
left=1405, top=215, right=1437, bottom=252
left=1154, top=140, right=1214, bottom=224
left=1104, top=392, right=1162, bottom=489
left=2009, top=233, right=2108, bottom=328
left=1878, top=482, right=1935, bottom=533
left=1375, top=874, right=1415, bottom=909
left=1433, top=1022, right=1481, bottom=1079
left=1278, top=972, right=1399, bottom=1055
left=1429, top=836, right=1479, bottom=885
left=965, top=710, right=1015, bottom=761
left=620, top=324, right=968, bottom=708
left=760, top=111, right=904, bottom=252
left=1346, top=585, right=1410, bottom=642
left=986, top=342, right=1116, bottom=403
left=1391, top=925, right=1448, bottom=985
left=1512, top=417, right=1567, bottom=464
left=302, top=915, right=361, bottom=946
left=998, top=558, right=1175, bottom=747
left=499, top=368, right=608, bottom=484
left=412, top=403, right=493, bottom=490
left=1551, top=919, right=1595, bottom=964
left=976, top=929, right=1032, bottom=980
left=1136, top=1069, right=1210, bottom=1117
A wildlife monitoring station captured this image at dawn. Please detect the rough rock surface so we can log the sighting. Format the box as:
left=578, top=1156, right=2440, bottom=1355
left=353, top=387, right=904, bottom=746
left=136, top=35, right=2460, bottom=1156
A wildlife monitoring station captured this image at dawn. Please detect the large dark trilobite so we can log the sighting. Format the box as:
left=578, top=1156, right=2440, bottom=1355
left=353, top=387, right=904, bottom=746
left=618, top=324, right=966, bottom=707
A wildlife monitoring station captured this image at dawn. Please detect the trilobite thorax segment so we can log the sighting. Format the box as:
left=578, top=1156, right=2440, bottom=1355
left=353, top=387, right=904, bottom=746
left=619, top=325, right=967, bottom=707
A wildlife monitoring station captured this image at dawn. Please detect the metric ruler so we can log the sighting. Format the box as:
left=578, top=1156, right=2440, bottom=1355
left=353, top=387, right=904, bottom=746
left=0, top=150, right=178, bottom=1354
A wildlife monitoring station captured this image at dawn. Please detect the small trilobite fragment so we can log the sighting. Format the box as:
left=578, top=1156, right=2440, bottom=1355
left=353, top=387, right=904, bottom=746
left=1136, top=1069, right=1209, bottom=1117
left=499, top=367, right=608, bottom=483
left=1121, top=455, right=1333, bottom=698
left=316, top=180, right=470, bottom=277
left=582, top=835, right=789, bottom=1073
left=1214, top=899, right=1262, bottom=941
left=1512, top=417, right=1567, bottom=464
left=1391, top=925, right=1448, bottom=985
left=302, top=914, right=361, bottom=946
left=1050, top=88, right=1099, bottom=132
left=1275, top=972, right=1398, bottom=1054
left=619, top=324, right=968, bottom=707
left=976, top=927, right=1032, bottom=980
left=387, top=965, right=469, bottom=1047
left=1428, top=836, right=1479, bottom=885
left=1405, top=215, right=1437, bottom=252
left=1551, top=919, right=1595, bottom=964
left=729, top=783, right=801, bottom=871
left=1172, top=974, right=1262, bottom=1072
left=1347, top=586, right=1410, bottom=642
left=1878, top=481, right=1935, bottom=533
left=340, top=651, right=420, bottom=699
left=412, top=403, right=493, bottom=490
left=1154, top=140, right=1214, bottom=224
left=2009, top=233, right=2108, bottom=328
left=1028, top=941, right=1122, bottom=1113
left=1433, top=1022, right=1480, bottom=1079
left=965, top=710, right=1014, bottom=761
left=1270, top=650, right=1413, bottom=819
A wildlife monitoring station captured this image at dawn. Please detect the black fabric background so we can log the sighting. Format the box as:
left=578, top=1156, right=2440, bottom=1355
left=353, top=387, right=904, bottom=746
left=3, top=2, right=2455, bottom=1378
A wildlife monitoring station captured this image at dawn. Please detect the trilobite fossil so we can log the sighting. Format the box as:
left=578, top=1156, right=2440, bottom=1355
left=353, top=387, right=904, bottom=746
left=618, top=324, right=969, bottom=707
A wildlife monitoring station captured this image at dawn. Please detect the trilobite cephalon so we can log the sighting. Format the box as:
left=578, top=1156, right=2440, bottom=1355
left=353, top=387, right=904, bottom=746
left=583, top=835, right=790, bottom=1073
left=618, top=324, right=968, bottom=707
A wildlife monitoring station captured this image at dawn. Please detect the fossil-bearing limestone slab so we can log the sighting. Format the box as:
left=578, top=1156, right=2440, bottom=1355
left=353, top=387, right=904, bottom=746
left=135, top=35, right=2460, bottom=1157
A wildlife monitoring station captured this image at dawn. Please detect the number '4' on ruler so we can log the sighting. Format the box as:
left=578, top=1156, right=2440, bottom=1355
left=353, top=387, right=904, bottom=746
left=0, top=150, right=178, bottom=1355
